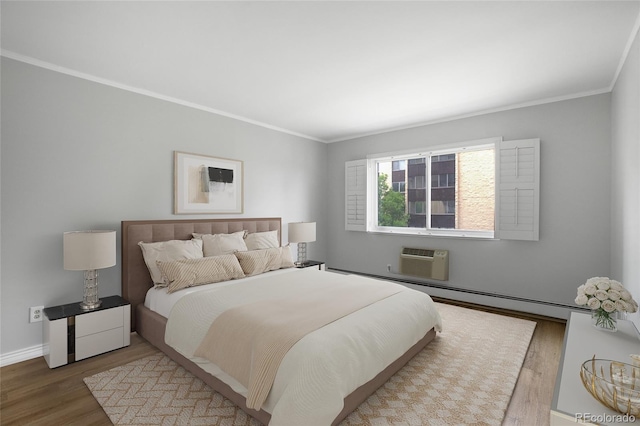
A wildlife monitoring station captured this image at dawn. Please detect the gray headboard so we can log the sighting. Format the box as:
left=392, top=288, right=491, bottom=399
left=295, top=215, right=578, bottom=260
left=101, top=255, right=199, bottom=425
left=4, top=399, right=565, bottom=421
left=121, top=218, right=282, bottom=330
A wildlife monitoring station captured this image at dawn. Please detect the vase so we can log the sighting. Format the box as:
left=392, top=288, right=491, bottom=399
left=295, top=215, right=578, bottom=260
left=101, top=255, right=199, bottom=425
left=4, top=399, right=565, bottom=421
left=591, top=308, right=617, bottom=332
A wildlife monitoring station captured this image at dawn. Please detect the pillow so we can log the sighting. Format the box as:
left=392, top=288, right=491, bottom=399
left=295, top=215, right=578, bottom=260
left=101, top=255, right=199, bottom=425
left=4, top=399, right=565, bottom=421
left=280, top=245, right=295, bottom=269
left=235, top=246, right=294, bottom=276
left=244, top=230, right=279, bottom=251
left=156, top=254, right=245, bottom=294
left=138, top=239, right=203, bottom=285
left=193, top=231, right=248, bottom=257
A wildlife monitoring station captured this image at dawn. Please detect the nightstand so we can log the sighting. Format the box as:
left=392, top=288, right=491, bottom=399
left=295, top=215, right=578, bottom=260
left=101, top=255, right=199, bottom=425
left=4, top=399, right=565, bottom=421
left=43, top=295, right=131, bottom=368
left=296, top=260, right=325, bottom=271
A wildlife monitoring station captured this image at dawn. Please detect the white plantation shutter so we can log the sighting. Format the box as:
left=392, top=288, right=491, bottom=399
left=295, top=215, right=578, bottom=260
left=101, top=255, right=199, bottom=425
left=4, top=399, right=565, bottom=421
left=495, top=139, right=540, bottom=241
left=345, top=159, right=367, bottom=231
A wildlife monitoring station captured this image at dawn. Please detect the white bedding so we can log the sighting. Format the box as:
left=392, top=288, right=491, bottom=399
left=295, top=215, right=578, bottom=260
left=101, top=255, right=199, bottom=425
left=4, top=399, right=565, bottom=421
left=158, top=268, right=442, bottom=426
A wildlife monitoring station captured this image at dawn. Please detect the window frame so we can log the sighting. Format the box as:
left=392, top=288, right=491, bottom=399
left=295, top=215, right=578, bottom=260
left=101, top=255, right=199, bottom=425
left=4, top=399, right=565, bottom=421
left=346, top=137, right=539, bottom=241
left=367, top=138, right=500, bottom=239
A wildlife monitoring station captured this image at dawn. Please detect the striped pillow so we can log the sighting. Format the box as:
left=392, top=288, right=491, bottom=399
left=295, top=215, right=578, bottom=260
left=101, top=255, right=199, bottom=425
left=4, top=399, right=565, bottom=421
left=235, top=246, right=295, bottom=276
left=157, top=254, right=245, bottom=293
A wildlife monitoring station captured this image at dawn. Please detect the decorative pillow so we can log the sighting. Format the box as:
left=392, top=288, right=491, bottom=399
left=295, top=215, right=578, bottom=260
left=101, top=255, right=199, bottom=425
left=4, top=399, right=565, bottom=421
left=280, top=245, right=295, bottom=269
left=193, top=231, right=248, bottom=257
left=244, top=230, right=279, bottom=251
left=235, top=246, right=294, bottom=276
left=138, top=239, right=204, bottom=285
left=157, top=255, right=245, bottom=294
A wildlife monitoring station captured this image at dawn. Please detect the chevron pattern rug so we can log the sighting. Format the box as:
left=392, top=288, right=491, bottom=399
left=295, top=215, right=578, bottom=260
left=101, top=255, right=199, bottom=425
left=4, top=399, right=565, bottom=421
left=84, top=303, right=535, bottom=425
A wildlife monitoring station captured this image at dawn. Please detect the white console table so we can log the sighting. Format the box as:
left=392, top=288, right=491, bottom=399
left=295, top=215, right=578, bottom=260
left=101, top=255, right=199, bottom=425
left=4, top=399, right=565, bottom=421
left=551, top=312, right=640, bottom=425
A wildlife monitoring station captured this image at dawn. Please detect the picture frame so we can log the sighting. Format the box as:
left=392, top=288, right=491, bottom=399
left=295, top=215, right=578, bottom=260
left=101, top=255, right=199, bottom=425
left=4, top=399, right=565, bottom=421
left=174, top=151, right=244, bottom=214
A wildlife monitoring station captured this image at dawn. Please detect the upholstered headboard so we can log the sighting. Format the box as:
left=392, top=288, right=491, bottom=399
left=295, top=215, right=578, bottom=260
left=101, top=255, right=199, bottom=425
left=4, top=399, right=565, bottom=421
left=121, top=218, right=282, bottom=331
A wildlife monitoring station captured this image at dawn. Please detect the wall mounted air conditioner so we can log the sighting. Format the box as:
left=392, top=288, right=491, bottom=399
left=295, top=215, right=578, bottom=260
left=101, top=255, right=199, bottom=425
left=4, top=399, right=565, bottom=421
left=399, top=247, right=449, bottom=281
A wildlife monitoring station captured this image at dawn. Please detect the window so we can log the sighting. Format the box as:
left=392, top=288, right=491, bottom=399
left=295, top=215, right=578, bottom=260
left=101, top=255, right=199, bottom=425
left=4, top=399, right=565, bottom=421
left=345, top=138, right=540, bottom=240
left=393, top=182, right=406, bottom=192
left=431, top=200, right=455, bottom=215
left=432, top=173, right=455, bottom=188
left=392, top=160, right=406, bottom=171
left=432, top=154, right=455, bottom=162
left=409, top=201, right=426, bottom=214
left=373, top=143, right=495, bottom=236
left=408, top=175, right=426, bottom=189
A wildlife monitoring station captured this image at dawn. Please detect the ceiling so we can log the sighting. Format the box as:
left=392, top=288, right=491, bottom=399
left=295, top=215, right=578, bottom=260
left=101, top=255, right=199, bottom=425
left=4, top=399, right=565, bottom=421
left=2, top=1, right=639, bottom=143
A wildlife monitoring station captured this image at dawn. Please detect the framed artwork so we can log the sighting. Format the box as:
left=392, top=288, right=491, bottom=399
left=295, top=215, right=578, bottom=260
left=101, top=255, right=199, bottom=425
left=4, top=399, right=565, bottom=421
left=174, top=151, right=244, bottom=214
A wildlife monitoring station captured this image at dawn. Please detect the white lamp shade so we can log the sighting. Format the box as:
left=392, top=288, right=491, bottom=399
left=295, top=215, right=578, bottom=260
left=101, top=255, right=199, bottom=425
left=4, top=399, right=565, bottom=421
left=64, top=230, right=116, bottom=270
left=288, top=222, right=316, bottom=243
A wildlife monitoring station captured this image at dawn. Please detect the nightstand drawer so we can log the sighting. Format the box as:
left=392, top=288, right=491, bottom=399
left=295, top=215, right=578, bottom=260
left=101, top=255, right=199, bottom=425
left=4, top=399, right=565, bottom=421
left=75, top=306, right=124, bottom=337
left=76, top=327, right=124, bottom=360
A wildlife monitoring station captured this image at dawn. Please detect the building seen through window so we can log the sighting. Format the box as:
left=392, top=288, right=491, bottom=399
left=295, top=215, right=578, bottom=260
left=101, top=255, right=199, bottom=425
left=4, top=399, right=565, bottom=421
left=377, top=148, right=494, bottom=231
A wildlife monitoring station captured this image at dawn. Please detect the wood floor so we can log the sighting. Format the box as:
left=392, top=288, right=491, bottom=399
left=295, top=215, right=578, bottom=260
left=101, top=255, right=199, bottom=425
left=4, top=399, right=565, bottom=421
left=0, top=305, right=566, bottom=426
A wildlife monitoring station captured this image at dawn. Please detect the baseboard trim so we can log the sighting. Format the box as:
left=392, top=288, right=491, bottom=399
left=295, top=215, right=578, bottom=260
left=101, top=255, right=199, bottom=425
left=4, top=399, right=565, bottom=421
left=0, top=344, right=43, bottom=367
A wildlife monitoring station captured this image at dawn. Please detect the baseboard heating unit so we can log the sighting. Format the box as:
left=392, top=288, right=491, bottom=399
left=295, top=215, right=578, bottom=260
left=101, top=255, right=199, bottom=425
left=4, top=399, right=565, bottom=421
left=327, top=268, right=581, bottom=320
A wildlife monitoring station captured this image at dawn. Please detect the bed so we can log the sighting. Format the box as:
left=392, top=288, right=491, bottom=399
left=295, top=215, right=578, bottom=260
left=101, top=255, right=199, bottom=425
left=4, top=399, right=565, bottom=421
left=122, top=218, right=442, bottom=425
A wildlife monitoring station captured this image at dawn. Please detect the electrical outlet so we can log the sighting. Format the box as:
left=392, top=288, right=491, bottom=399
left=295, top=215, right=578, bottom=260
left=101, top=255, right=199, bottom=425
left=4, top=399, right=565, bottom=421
left=30, top=306, right=44, bottom=323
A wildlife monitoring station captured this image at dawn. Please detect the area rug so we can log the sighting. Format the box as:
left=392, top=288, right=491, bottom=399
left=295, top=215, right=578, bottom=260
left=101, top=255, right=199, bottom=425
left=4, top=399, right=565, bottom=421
left=84, top=303, right=536, bottom=426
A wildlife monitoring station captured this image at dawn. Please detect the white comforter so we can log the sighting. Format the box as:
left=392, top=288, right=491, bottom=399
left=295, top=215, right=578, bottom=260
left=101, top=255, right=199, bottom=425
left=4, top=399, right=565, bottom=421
left=164, top=268, right=442, bottom=426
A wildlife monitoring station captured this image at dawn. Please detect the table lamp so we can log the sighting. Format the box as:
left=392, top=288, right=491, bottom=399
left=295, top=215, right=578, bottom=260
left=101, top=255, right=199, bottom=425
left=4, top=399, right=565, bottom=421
left=288, top=222, right=316, bottom=266
left=64, top=230, right=116, bottom=310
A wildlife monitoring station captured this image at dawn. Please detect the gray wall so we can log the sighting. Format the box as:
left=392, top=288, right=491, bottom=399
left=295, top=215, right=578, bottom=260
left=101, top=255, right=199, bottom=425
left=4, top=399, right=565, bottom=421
left=611, top=29, right=640, bottom=328
left=327, top=94, right=612, bottom=318
left=1, top=58, right=328, bottom=356
left=3, top=42, right=638, bottom=356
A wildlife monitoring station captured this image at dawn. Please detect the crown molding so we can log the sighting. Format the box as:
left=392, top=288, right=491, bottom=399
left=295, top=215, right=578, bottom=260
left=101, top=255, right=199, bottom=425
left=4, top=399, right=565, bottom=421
left=1, top=50, right=326, bottom=143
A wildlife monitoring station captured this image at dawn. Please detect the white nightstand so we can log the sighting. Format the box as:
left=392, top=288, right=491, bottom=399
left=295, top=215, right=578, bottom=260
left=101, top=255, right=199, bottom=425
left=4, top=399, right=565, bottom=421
left=43, top=295, right=131, bottom=368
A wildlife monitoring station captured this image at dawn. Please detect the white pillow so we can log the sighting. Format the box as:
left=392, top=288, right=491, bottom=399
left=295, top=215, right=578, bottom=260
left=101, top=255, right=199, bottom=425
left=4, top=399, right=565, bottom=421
left=280, top=245, right=295, bottom=269
left=245, top=230, right=279, bottom=250
left=138, top=239, right=203, bottom=284
left=193, top=231, right=248, bottom=257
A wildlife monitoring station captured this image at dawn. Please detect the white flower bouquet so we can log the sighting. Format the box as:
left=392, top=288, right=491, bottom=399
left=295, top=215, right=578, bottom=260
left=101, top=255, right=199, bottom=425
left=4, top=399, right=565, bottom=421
left=575, top=277, right=638, bottom=331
